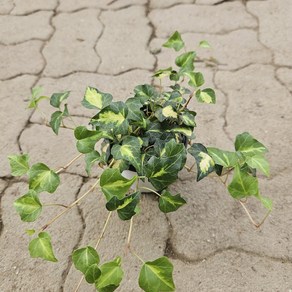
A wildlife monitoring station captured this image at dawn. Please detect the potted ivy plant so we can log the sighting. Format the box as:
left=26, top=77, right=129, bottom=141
left=8, top=31, right=271, bottom=291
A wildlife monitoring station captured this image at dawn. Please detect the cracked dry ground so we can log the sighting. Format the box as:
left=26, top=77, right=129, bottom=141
left=0, top=0, right=292, bottom=291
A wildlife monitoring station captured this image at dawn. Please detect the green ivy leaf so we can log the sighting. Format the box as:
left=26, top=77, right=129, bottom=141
left=159, top=190, right=186, bottom=213
left=72, top=246, right=100, bottom=274
left=50, top=91, right=70, bottom=108
left=134, top=84, right=158, bottom=101
left=175, top=51, right=196, bottom=73
left=228, top=165, right=259, bottom=199
left=106, top=191, right=141, bottom=220
left=74, top=126, right=111, bottom=154
left=95, top=257, right=123, bottom=291
left=100, top=168, right=137, bottom=201
left=49, top=104, right=70, bottom=135
left=82, top=86, right=113, bottom=110
left=27, top=86, right=49, bottom=109
left=125, top=97, right=144, bottom=121
left=184, top=72, right=205, bottom=87
left=188, top=143, right=215, bottom=181
left=85, top=264, right=101, bottom=284
left=196, top=88, right=216, bottom=104
left=111, top=136, right=142, bottom=173
left=8, top=154, right=30, bottom=176
left=199, top=40, right=211, bottom=48
left=28, top=163, right=60, bottom=193
left=170, top=70, right=180, bottom=81
left=29, top=232, right=58, bottom=262
left=85, top=151, right=101, bottom=176
left=49, top=110, right=63, bottom=135
left=246, top=154, right=270, bottom=177
left=139, top=256, right=175, bottom=292
left=235, top=132, right=267, bottom=157
left=163, top=31, right=185, bottom=51
left=207, top=147, right=239, bottom=168
left=25, top=229, right=36, bottom=236
left=14, top=190, right=42, bottom=222
left=153, top=67, right=173, bottom=79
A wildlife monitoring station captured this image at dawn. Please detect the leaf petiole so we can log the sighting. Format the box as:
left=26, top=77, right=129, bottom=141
left=55, top=153, right=83, bottom=174
left=40, top=178, right=100, bottom=232
left=139, top=187, right=161, bottom=197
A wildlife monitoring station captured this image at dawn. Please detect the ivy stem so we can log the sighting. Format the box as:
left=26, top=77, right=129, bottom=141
left=74, top=211, right=112, bottom=292
left=127, top=217, right=134, bottom=248
left=40, top=179, right=100, bottom=232
left=216, top=176, right=270, bottom=228
left=185, top=162, right=196, bottom=172
left=36, top=107, right=48, bottom=123
left=238, top=200, right=271, bottom=228
left=43, top=203, right=68, bottom=208
left=181, top=90, right=195, bottom=111
left=55, top=153, right=83, bottom=174
left=95, top=211, right=113, bottom=249
left=44, top=122, right=75, bottom=131
left=139, top=186, right=161, bottom=197
left=130, top=248, right=145, bottom=264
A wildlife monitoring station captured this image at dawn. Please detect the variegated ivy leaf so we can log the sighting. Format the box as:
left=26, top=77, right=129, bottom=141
left=155, top=105, right=177, bottom=122
left=144, top=156, right=179, bottom=190
left=196, top=88, right=216, bottom=104
left=106, top=191, right=140, bottom=220
left=184, top=71, right=205, bottom=88
left=139, top=256, right=175, bottom=292
left=207, top=147, right=239, bottom=168
left=28, top=163, right=60, bottom=193
left=74, top=126, right=111, bottom=154
left=235, top=132, right=267, bottom=157
left=111, top=136, right=142, bottom=173
left=158, top=190, right=186, bottom=213
left=82, top=86, right=113, bottom=110
left=100, top=168, right=137, bottom=201
left=188, top=143, right=215, bottom=181
left=91, top=101, right=129, bottom=135
left=175, top=51, right=196, bottom=73
left=228, top=164, right=259, bottom=199
left=163, top=31, right=185, bottom=51
left=14, top=190, right=42, bottom=222
left=153, top=67, right=173, bottom=79
left=145, top=140, right=186, bottom=190
left=179, top=111, right=196, bottom=127
left=166, top=126, right=194, bottom=139
left=50, top=91, right=70, bottom=108
left=134, top=84, right=158, bottom=101
left=246, top=154, right=270, bottom=177
left=29, top=232, right=58, bottom=262
left=8, top=153, right=30, bottom=176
